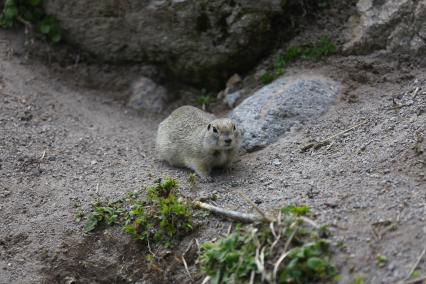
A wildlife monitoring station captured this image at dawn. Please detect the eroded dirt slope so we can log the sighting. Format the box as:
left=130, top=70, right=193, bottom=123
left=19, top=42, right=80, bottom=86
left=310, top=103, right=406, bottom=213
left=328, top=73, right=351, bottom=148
left=1, top=29, right=426, bottom=283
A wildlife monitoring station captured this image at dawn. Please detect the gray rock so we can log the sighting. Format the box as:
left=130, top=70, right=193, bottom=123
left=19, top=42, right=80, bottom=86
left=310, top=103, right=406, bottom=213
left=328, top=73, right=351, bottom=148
left=127, top=77, right=169, bottom=113
left=230, top=75, right=339, bottom=151
left=43, top=0, right=301, bottom=87
left=344, top=0, right=426, bottom=58
left=223, top=91, right=241, bottom=108
left=272, top=158, right=281, bottom=166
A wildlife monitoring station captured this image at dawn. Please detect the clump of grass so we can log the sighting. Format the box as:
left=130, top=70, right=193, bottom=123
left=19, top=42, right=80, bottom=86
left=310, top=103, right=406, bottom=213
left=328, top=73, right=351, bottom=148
left=200, top=205, right=338, bottom=283
left=261, top=37, right=337, bottom=84
left=84, top=178, right=193, bottom=247
left=0, top=0, right=62, bottom=43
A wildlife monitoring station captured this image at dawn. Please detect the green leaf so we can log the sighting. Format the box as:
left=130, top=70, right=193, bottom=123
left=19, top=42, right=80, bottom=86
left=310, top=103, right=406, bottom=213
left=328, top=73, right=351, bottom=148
left=5, top=0, right=16, bottom=7
left=29, top=0, right=42, bottom=6
left=84, top=215, right=99, bottom=232
left=3, top=5, right=18, bottom=19
left=307, top=257, right=328, bottom=272
left=39, top=22, right=50, bottom=34
left=281, top=205, right=311, bottom=216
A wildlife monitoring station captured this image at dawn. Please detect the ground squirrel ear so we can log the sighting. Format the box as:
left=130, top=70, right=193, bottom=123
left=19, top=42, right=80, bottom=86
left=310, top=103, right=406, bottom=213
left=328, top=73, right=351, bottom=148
left=207, top=124, right=211, bottom=131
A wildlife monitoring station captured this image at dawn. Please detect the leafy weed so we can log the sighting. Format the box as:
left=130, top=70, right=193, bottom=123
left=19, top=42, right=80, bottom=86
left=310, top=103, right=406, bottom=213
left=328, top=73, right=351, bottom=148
left=1, top=0, right=62, bottom=43
left=200, top=206, right=338, bottom=283
left=84, top=178, right=193, bottom=247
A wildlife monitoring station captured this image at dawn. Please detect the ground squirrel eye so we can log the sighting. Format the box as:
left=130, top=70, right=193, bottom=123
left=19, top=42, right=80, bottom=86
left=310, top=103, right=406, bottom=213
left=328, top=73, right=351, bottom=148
left=207, top=124, right=211, bottom=130
left=233, top=124, right=236, bottom=131
left=212, top=127, right=218, bottom=133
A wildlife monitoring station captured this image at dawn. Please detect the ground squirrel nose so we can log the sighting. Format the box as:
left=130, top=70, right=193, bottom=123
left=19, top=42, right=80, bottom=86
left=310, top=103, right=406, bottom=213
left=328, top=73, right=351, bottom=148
left=225, top=138, right=232, bottom=144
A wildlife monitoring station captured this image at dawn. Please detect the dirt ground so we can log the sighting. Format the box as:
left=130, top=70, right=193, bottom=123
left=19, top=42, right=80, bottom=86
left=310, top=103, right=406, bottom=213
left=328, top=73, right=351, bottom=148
left=1, top=8, right=426, bottom=284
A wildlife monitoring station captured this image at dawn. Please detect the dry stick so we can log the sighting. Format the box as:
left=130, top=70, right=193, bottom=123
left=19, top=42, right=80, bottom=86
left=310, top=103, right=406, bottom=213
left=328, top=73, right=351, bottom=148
left=403, top=276, right=426, bottom=284
left=194, top=201, right=263, bottom=223
left=255, top=246, right=265, bottom=282
left=201, top=276, right=210, bottom=284
left=181, top=256, right=193, bottom=281
left=16, top=16, right=33, bottom=31
left=300, top=216, right=320, bottom=229
left=249, top=270, right=256, bottom=284
left=412, top=87, right=420, bottom=99
left=406, top=246, right=426, bottom=280
left=272, top=228, right=297, bottom=281
left=194, top=238, right=201, bottom=254
left=40, top=150, right=46, bottom=160
left=302, top=120, right=368, bottom=151
left=238, top=192, right=273, bottom=222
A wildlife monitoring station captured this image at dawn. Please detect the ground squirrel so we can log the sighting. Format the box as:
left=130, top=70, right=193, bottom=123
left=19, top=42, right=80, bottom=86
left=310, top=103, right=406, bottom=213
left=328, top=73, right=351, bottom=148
left=156, top=105, right=240, bottom=181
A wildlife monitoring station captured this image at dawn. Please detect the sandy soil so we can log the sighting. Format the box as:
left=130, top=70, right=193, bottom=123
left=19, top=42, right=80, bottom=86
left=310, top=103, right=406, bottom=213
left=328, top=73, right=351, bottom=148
left=1, top=17, right=426, bottom=284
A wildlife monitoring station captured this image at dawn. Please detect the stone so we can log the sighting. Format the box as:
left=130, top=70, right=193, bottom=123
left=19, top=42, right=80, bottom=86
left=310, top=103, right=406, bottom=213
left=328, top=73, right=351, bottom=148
left=223, top=91, right=241, bottom=108
left=127, top=77, right=170, bottom=113
left=43, top=0, right=306, bottom=87
left=230, top=75, right=340, bottom=151
left=272, top=158, right=281, bottom=166
left=226, top=73, right=242, bottom=91
left=344, top=0, right=426, bottom=59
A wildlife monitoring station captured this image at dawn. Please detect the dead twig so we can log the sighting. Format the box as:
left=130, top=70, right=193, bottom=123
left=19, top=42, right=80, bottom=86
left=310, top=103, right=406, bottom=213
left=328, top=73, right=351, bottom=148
left=194, top=238, right=201, bottom=254
left=406, top=246, right=426, bottom=281
left=147, top=238, right=156, bottom=258
left=301, top=120, right=367, bottom=152
left=300, top=216, right=320, bottom=229
left=402, top=275, right=426, bottom=284
left=16, top=16, right=33, bottom=31
left=249, top=270, right=255, bottom=284
left=181, top=256, right=193, bottom=281
left=201, top=276, right=210, bottom=284
left=238, top=192, right=272, bottom=222
left=255, top=246, right=267, bottom=282
left=272, top=227, right=298, bottom=282
left=412, top=87, right=421, bottom=99
left=40, top=150, right=46, bottom=161
left=193, top=201, right=264, bottom=223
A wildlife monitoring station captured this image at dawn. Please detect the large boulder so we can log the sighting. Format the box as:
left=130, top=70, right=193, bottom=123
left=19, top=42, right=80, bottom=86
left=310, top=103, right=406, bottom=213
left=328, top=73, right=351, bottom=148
left=44, top=0, right=302, bottom=87
left=230, top=75, right=340, bottom=151
left=344, top=0, right=426, bottom=58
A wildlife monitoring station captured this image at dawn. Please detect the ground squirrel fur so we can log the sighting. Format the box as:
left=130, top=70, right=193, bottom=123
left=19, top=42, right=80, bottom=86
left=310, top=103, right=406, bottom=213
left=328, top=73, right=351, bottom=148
left=156, top=106, right=240, bottom=180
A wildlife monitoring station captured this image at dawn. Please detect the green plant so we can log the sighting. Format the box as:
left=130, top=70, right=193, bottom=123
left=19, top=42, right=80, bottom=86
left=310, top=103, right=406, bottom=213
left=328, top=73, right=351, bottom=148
left=281, top=205, right=311, bottom=216
left=411, top=270, right=421, bottom=278
left=352, top=275, right=365, bottom=284
left=84, top=203, right=124, bottom=232
left=196, top=95, right=211, bottom=111
left=200, top=206, right=338, bottom=284
left=301, top=37, right=337, bottom=60
left=375, top=255, right=388, bottom=268
left=0, top=0, right=61, bottom=43
left=261, top=37, right=337, bottom=84
left=84, top=178, right=193, bottom=247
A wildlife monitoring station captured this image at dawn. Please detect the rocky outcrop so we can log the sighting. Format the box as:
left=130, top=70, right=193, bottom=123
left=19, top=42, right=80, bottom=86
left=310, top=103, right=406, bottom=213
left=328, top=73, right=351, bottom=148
left=344, top=0, right=426, bottom=58
left=127, top=77, right=170, bottom=113
left=230, top=75, right=340, bottom=151
left=43, top=0, right=306, bottom=88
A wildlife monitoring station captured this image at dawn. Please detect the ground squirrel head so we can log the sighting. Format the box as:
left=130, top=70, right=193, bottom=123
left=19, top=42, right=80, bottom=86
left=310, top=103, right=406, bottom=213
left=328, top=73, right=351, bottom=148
left=203, top=118, right=240, bottom=150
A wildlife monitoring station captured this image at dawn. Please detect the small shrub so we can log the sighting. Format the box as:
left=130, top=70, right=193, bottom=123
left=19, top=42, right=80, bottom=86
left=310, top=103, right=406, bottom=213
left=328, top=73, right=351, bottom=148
left=200, top=206, right=338, bottom=284
left=0, top=0, right=62, bottom=43
left=84, top=178, right=193, bottom=247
